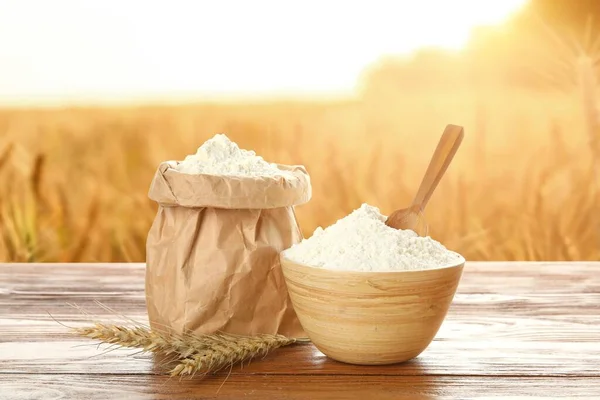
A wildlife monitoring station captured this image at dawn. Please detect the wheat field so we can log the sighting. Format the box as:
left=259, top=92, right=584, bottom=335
left=0, top=85, right=598, bottom=262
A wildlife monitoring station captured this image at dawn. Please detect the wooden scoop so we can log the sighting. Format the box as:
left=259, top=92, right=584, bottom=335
left=386, top=124, right=464, bottom=235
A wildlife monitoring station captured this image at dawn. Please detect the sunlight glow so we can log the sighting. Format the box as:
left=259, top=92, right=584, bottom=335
left=0, top=0, right=528, bottom=104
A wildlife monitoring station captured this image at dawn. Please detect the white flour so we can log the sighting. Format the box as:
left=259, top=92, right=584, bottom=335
left=176, top=134, right=293, bottom=178
left=283, top=204, right=462, bottom=272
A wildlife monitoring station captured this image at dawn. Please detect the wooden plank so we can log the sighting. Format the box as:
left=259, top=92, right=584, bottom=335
left=2, top=263, right=599, bottom=320
left=2, top=311, right=599, bottom=376
left=3, top=312, right=599, bottom=342
left=2, top=262, right=599, bottom=295
left=1, top=262, right=599, bottom=398
left=3, top=295, right=599, bottom=325
left=2, top=329, right=599, bottom=376
left=1, top=263, right=600, bottom=376
left=1, top=374, right=598, bottom=399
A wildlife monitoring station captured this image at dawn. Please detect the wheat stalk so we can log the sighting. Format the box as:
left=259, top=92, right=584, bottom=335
left=577, top=56, right=600, bottom=155
left=0, top=142, right=14, bottom=173
left=30, top=154, right=46, bottom=204
left=576, top=54, right=600, bottom=256
left=73, top=323, right=308, bottom=377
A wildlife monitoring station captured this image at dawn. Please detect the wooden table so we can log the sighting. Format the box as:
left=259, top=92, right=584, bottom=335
left=1, top=262, right=599, bottom=399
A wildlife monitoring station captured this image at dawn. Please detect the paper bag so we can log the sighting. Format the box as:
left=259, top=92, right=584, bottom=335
left=145, top=161, right=311, bottom=337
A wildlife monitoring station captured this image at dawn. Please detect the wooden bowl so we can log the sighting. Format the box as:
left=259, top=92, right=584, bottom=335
left=280, top=254, right=465, bottom=365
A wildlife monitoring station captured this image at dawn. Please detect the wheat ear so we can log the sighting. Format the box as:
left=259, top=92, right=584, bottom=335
left=74, top=323, right=206, bottom=358
left=74, top=323, right=309, bottom=376
left=169, top=334, right=300, bottom=377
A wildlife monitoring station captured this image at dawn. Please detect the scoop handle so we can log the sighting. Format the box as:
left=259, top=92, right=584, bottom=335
left=411, top=124, right=464, bottom=210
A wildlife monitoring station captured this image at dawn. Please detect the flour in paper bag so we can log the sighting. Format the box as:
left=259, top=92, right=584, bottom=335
left=147, top=132, right=310, bottom=337
left=176, top=133, right=294, bottom=178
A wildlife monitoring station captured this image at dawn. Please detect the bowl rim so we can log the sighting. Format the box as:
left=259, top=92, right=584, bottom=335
left=280, top=251, right=466, bottom=275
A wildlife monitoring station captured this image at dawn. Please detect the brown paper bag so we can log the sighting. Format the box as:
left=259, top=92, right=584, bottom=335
left=145, top=161, right=311, bottom=337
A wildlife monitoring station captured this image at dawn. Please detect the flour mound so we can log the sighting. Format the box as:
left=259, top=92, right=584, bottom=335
left=283, top=204, right=462, bottom=272
left=176, top=134, right=292, bottom=178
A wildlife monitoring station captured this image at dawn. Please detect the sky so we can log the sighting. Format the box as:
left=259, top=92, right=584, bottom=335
left=0, top=0, right=527, bottom=105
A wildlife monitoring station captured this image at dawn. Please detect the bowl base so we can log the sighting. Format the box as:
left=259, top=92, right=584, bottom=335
left=321, top=349, right=424, bottom=366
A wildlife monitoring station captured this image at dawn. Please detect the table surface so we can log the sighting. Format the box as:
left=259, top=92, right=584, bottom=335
left=1, top=262, right=599, bottom=400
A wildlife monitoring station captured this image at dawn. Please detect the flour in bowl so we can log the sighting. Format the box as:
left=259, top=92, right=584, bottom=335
left=283, top=204, right=462, bottom=272
left=176, top=134, right=293, bottom=178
